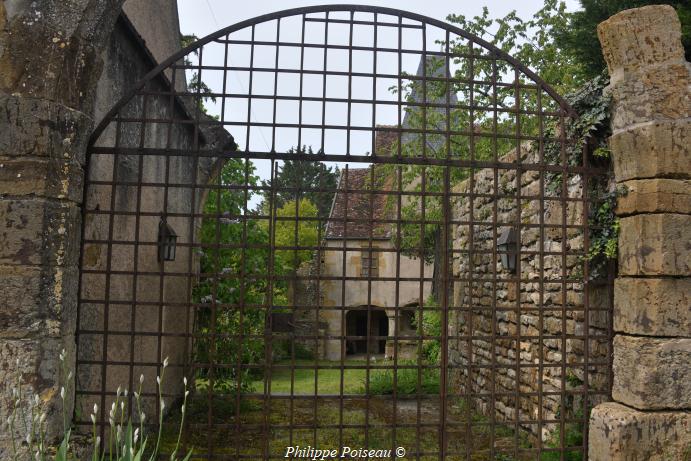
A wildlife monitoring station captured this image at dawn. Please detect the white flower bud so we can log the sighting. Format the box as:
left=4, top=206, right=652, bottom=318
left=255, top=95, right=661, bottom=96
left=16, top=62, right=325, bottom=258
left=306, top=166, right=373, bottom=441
left=60, top=387, right=66, bottom=400
left=39, top=413, right=46, bottom=425
left=96, top=436, right=101, bottom=447
left=156, top=376, right=161, bottom=386
left=163, top=357, right=169, bottom=368
left=67, top=371, right=73, bottom=381
left=91, top=414, right=96, bottom=424
left=185, top=390, right=190, bottom=397
left=94, top=404, right=98, bottom=414
left=134, top=428, right=140, bottom=444
left=139, top=374, right=145, bottom=384
left=140, top=412, right=146, bottom=423
left=160, top=400, right=165, bottom=412
left=183, top=376, right=188, bottom=386
left=116, top=386, right=121, bottom=397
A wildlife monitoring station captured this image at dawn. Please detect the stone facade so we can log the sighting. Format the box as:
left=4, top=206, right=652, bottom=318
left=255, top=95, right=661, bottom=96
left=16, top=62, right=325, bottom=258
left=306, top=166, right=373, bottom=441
left=294, top=166, right=434, bottom=361
left=589, top=5, right=691, bottom=460
left=77, top=8, right=201, bottom=421
left=449, top=145, right=611, bottom=442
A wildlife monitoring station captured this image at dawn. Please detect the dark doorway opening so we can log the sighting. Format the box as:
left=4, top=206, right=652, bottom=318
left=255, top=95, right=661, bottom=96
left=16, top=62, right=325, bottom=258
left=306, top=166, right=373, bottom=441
left=346, top=308, right=389, bottom=355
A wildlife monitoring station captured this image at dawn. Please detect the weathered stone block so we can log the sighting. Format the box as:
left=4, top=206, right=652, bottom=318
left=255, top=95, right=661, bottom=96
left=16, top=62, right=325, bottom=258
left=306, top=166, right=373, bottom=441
left=0, top=264, right=79, bottom=339
left=610, top=120, right=691, bottom=182
left=0, top=198, right=81, bottom=266
left=617, top=179, right=691, bottom=216
left=607, top=64, right=691, bottom=131
left=589, top=402, right=691, bottom=461
left=618, top=214, right=691, bottom=276
left=614, top=277, right=690, bottom=337
left=597, top=5, right=686, bottom=81
left=0, top=157, right=84, bottom=202
left=0, top=336, right=74, bottom=454
left=612, top=335, right=691, bottom=410
left=0, top=94, right=92, bottom=163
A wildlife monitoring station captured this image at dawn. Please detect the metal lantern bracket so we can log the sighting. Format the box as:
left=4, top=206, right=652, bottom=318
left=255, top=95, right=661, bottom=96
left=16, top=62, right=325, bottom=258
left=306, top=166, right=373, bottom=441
left=158, top=218, right=177, bottom=262
left=497, top=227, right=518, bottom=273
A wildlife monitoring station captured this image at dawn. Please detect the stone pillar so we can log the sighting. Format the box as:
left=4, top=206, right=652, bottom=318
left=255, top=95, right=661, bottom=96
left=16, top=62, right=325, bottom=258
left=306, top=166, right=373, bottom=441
left=0, top=1, right=124, bottom=454
left=589, top=5, right=691, bottom=460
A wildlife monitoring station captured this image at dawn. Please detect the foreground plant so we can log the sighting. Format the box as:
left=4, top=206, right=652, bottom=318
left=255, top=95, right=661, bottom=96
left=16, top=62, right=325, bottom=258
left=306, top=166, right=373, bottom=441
left=7, top=353, right=191, bottom=461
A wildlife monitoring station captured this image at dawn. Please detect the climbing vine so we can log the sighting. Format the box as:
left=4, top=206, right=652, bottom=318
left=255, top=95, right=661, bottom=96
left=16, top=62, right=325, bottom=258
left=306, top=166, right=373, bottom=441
left=542, top=72, right=618, bottom=279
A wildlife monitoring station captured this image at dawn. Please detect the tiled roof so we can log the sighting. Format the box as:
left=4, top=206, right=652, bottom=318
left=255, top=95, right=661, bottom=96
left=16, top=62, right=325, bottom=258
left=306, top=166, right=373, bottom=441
left=325, top=165, right=393, bottom=240
left=372, top=125, right=399, bottom=157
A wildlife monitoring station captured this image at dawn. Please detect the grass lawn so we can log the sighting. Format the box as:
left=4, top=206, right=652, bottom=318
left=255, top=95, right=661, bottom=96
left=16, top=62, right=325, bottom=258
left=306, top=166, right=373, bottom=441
left=158, top=360, right=568, bottom=460
left=249, top=359, right=373, bottom=395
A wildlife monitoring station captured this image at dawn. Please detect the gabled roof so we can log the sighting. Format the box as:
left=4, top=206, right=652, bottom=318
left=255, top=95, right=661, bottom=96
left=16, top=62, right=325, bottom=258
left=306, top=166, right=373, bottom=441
left=325, top=166, right=392, bottom=240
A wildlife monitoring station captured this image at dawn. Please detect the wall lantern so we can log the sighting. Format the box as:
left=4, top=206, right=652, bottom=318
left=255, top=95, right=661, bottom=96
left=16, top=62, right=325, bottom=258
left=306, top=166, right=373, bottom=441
left=497, top=227, right=518, bottom=273
left=158, top=219, right=177, bottom=262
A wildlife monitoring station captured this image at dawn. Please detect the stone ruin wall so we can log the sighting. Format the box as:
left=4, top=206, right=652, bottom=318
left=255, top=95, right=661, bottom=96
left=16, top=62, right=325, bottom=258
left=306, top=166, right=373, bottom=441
left=449, top=146, right=611, bottom=442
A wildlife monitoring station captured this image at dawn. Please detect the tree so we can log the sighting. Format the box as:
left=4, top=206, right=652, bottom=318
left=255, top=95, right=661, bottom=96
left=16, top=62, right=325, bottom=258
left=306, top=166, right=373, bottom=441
left=388, top=0, right=631, bottom=264
left=193, top=159, right=269, bottom=384
left=180, top=33, right=216, bottom=112
left=555, top=1, right=691, bottom=80
left=262, top=198, right=321, bottom=275
left=259, top=146, right=339, bottom=220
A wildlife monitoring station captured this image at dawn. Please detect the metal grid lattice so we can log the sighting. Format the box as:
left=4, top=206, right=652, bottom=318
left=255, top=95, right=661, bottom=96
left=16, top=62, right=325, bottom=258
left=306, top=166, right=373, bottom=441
left=77, top=5, right=613, bottom=460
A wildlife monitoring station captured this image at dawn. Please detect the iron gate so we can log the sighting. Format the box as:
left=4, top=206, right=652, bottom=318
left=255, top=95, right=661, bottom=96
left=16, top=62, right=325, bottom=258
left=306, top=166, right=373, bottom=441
left=77, top=5, right=613, bottom=460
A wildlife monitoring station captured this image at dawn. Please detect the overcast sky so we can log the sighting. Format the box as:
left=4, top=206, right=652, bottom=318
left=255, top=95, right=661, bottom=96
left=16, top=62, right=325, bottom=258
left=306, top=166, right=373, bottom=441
left=175, top=1, right=580, bottom=205
left=178, top=1, right=580, bottom=33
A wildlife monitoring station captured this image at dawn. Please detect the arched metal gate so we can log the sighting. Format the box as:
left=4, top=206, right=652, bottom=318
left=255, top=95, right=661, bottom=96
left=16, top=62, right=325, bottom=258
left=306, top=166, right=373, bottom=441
left=77, top=5, right=612, bottom=460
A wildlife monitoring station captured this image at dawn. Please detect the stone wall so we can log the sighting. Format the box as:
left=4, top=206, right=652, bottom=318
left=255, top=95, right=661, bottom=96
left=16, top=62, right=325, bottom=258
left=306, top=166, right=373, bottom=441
left=76, top=5, right=231, bottom=423
left=450, top=145, right=611, bottom=442
left=76, top=13, right=199, bottom=421
left=589, top=5, right=691, bottom=460
left=0, top=1, right=126, bottom=453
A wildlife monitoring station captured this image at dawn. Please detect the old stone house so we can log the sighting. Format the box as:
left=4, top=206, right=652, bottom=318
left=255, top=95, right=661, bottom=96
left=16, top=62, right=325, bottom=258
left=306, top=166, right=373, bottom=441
left=316, top=162, right=434, bottom=361
left=292, top=55, right=456, bottom=361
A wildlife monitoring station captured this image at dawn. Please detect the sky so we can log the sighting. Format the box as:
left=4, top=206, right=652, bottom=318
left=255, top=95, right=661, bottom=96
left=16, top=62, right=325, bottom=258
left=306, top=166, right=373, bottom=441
left=175, top=1, right=580, bottom=206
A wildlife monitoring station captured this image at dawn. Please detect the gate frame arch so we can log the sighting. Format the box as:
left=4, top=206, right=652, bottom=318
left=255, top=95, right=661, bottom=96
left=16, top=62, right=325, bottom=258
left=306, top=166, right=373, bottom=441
left=89, top=4, right=576, bottom=146
left=77, top=4, right=610, bottom=460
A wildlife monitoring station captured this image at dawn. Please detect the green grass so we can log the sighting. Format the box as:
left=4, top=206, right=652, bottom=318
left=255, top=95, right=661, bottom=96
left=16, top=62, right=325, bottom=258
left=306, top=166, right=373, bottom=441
left=249, top=359, right=371, bottom=395
left=364, top=365, right=440, bottom=395
left=158, top=361, right=535, bottom=460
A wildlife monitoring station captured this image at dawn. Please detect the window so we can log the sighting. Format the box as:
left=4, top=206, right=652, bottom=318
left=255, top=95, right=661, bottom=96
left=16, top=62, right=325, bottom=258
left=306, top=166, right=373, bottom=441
left=361, top=250, right=379, bottom=278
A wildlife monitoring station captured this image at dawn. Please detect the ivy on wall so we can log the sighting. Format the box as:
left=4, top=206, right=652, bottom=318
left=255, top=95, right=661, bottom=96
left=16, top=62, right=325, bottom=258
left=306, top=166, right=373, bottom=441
left=542, top=73, right=618, bottom=279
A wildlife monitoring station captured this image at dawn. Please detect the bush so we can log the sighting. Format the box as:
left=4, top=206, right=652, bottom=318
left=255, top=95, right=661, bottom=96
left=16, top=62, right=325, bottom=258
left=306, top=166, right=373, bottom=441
left=414, top=296, right=442, bottom=365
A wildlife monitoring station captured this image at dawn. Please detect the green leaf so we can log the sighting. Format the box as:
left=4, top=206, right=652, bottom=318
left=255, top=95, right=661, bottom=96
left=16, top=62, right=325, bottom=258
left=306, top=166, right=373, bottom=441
left=56, top=429, right=71, bottom=461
